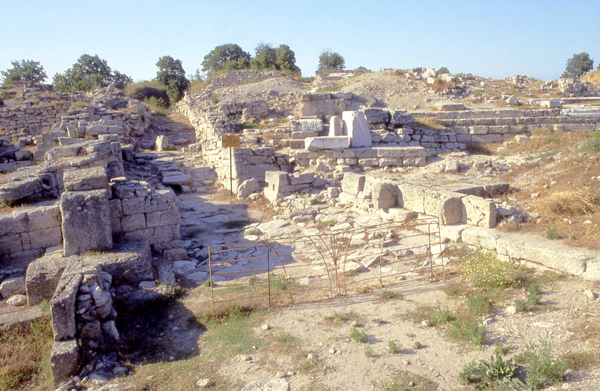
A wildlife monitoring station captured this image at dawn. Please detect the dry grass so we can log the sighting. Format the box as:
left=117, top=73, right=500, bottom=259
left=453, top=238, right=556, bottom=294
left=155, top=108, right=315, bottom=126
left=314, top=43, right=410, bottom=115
left=0, top=317, right=54, bottom=390
left=582, top=70, right=600, bottom=85
left=536, top=189, right=600, bottom=216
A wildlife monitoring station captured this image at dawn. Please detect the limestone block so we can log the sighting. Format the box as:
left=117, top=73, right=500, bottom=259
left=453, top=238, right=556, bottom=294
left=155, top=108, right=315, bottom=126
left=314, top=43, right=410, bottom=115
left=21, top=227, right=62, bottom=250
left=25, top=253, right=71, bottom=306
left=354, top=148, right=377, bottom=159
left=162, top=173, right=191, bottom=185
left=391, top=111, right=415, bottom=125
left=329, top=116, right=343, bottom=136
left=0, top=277, right=25, bottom=298
left=461, top=196, right=497, bottom=228
left=497, top=233, right=591, bottom=276
left=122, top=214, right=147, bottom=232
left=236, top=178, right=260, bottom=199
left=342, top=111, right=372, bottom=148
left=63, top=166, right=109, bottom=192
left=50, top=339, right=80, bottom=387
left=372, top=182, right=397, bottom=209
left=0, top=210, right=29, bottom=235
left=397, top=184, right=426, bottom=213
left=146, top=208, right=180, bottom=228
left=379, top=158, right=403, bottom=167
left=152, top=224, right=180, bottom=245
left=154, top=135, right=168, bottom=152
left=461, top=226, right=503, bottom=249
left=121, top=196, right=146, bottom=215
left=87, top=125, right=108, bottom=135
left=51, top=271, right=82, bottom=340
left=364, top=108, right=390, bottom=125
left=305, top=136, right=350, bottom=150
left=300, top=99, right=345, bottom=117
left=144, top=190, right=177, bottom=213
left=0, top=233, right=23, bottom=255
left=291, top=119, right=323, bottom=132
left=265, top=171, right=289, bottom=186
left=376, top=148, right=404, bottom=158
left=290, top=173, right=314, bottom=185
left=27, top=205, right=61, bottom=230
left=84, top=241, right=153, bottom=285
left=422, top=190, right=464, bottom=225
left=264, top=187, right=281, bottom=202
left=342, top=172, right=366, bottom=196
left=60, top=190, right=112, bottom=256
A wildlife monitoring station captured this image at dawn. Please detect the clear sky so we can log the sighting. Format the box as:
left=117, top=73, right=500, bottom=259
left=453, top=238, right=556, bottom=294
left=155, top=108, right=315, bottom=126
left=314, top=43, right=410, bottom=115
left=2, top=0, right=599, bottom=83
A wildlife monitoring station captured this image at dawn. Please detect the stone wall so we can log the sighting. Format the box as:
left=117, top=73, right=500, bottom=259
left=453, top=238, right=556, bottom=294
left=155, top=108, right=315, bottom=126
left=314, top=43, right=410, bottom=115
left=216, top=147, right=289, bottom=192
left=210, top=71, right=287, bottom=88
left=110, top=181, right=181, bottom=252
left=289, top=146, right=428, bottom=170
left=0, top=204, right=63, bottom=262
left=0, top=102, right=71, bottom=138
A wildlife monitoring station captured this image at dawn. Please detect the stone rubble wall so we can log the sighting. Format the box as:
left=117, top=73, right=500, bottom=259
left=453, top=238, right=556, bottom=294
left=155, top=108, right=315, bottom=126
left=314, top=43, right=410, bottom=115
left=411, top=108, right=600, bottom=147
left=210, top=70, right=287, bottom=88
left=49, top=257, right=119, bottom=386
left=0, top=204, right=63, bottom=262
left=52, top=88, right=151, bottom=139
left=0, top=102, right=71, bottom=138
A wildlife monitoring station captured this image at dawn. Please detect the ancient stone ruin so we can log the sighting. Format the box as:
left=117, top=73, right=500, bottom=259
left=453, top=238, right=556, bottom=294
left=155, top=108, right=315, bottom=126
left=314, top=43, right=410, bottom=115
left=1, top=69, right=600, bottom=389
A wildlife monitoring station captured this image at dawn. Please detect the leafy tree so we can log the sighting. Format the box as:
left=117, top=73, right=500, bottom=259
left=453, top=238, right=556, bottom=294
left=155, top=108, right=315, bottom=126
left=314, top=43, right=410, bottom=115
left=437, top=67, right=450, bottom=75
left=356, top=66, right=370, bottom=73
left=251, top=43, right=278, bottom=71
left=112, top=71, right=133, bottom=89
left=53, top=54, right=131, bottom=92
left=1, top=60, right=47, bottom=86
left=155, top=55, right=189, bottom=105
left=201, top=44, right=251, bottom=79
left=318, top=49, right=345, bottom=71
left=250, top=43, right=301, bottom=76
left=275, top=44, right=300, bottom=75
left=562, top=52, right=594, bottom=79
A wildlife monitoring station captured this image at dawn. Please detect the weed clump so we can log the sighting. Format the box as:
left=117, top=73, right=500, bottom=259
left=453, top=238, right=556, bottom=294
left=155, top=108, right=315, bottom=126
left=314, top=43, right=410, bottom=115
left=515, top=340, right=566, bottom=390
left=350, top=327, right=368, bottom=343
left=449, top=318, right=485, bottom=347
left=388, top=339, right=401, bottom=354
left=466, top=293, right=493, bottom=316
left=458, top=247, right=516, bottom=289
left=459, top=351, right=526, bottom=389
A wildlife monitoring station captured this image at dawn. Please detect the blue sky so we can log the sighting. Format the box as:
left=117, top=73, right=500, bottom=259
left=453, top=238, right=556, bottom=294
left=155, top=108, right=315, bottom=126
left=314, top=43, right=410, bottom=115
left=2, top=0, right=599, bottom=82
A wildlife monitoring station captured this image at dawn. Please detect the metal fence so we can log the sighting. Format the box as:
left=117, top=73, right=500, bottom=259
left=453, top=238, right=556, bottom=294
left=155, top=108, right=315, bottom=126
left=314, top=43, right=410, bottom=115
left=207, top=217, right=445, bottom=311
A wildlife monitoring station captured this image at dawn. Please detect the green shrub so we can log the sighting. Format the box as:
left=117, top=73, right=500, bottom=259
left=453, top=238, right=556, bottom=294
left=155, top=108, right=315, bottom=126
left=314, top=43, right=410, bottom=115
left=364, top=345, right=373, bottom=357
left=579, top=130, right=600, bottom=154
left=459, top=352, right=526, bottom=389
left=350, top=327, right=368, bottom=343
left=449, top=318, right=485, bottom=346
left=412, top=341, right=423, bottom=350
left=388, top=339, right=401, bottom=354
left=210, top=94, right=219, bottom=105
left=466, top=293, right=493, bottom=316
left=381, top=290, right=401, bottom=301
left=545, top=225, right=561, bottom=240
left=515, top=340, right=566, bottom=390
left=516, top=283, right=543, bottom=313
left=432, top=307, right=455, bottom=325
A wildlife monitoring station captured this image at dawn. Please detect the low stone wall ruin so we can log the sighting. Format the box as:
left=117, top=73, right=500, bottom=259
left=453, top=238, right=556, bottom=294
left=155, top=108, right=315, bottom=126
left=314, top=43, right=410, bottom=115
left=0, top=102, right=71, bottom=138
left=0, top=204, right=63, bottom=262
left=210, top=70, right=287, bottom=88
left=340, top=172, right=506, bottom=229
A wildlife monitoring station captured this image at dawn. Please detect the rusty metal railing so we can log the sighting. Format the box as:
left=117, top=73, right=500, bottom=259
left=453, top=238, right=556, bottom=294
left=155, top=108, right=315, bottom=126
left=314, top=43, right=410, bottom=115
left=206, top=217, right=445, bottom=311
